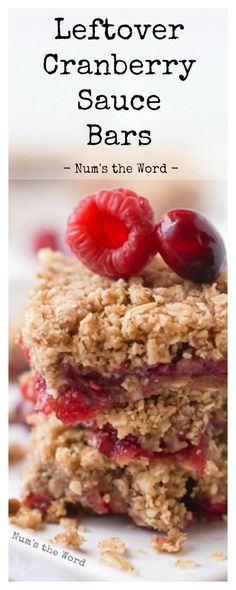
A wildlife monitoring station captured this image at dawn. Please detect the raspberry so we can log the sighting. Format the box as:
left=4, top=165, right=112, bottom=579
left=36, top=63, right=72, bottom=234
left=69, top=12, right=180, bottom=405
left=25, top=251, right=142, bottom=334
left=31, top=229, right=60, bottom=254
left=66, top=188, right=159, bottom=279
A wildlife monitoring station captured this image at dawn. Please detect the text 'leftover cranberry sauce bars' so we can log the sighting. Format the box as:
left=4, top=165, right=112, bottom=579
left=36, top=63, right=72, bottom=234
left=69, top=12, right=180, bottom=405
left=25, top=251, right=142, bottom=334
left=19, top=189, right=227, bottom=534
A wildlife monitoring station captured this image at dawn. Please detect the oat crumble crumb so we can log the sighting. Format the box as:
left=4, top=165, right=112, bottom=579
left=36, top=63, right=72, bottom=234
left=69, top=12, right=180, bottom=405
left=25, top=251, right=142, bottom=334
left=9, top=443, right=26, bottom=463
left=175, top=559, right=199, bottom=570
left=98, top=536, right=126, bottom=555
left=9, top=497, right=21, bottom=516
left=151, top=528, right=187, bottom=554
left=210, top=550, right=227, bottom=561
left=45, top=499, right=67, bottom=523
left=9, top=505, right=43, bottom=530
left=53, top=527, right=85, bottom=550
left=99, top=551, right=139, bottom=575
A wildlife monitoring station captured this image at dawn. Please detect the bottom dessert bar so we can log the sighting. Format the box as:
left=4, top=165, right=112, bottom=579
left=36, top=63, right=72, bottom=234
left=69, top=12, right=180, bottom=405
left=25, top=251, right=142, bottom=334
left=19, top=415, right=227, bottom=533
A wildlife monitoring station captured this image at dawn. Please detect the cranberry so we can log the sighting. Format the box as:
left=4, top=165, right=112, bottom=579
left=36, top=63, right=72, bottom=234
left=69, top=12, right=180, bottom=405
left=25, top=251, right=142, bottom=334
left=155, top=209, right=226, bottom=283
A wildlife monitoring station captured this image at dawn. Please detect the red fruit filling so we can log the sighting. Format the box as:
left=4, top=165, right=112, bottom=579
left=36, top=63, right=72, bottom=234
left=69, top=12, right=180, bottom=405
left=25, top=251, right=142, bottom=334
left=66, top=188, right=159, bottom=279
left=28, top=357, right=227, bottom=425
left=155, top=209, right=226, bottom=283
left=31, top=229, right=60, bottom=254
left=188, top=494, right=227, bottom=517
left=20, top=373, right=37, bottom=404
left=81, top=489, right=111, bottom=515
left=34, top=375, right=56, bottom=416
left=92, top=423, right=207, bottom=471
left=18, top=336, right=31, bottom=364
left=24, top=491, right=51, bottom=514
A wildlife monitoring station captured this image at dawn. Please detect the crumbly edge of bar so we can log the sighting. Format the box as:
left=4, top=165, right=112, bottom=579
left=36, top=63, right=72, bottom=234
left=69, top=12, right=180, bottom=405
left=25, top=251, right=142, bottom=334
left=9, top=312, right=28, bottom=378
left=22, top=249, right=227, bottom=385
left=21, top=414, right=227, bottom=532
left=95, top=383, right=226, bottom=450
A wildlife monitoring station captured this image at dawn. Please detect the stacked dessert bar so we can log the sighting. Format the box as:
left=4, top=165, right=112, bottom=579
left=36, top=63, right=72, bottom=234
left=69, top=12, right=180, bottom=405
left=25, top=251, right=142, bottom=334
left=20, top=247, right=227, bottom=532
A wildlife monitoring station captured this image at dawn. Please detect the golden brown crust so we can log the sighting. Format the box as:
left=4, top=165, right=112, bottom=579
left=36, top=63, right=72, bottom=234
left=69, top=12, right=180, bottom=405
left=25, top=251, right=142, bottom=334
left=22, top=249, right=227, bottom=387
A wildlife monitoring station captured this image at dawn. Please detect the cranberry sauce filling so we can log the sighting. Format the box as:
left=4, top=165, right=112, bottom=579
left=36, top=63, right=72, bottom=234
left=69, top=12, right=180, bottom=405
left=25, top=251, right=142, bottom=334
left=184, top=490, right=227, bottom=517
left=24, top=491, right=52, bottom=514
left=25, top=357, right=227, bottom=426
left=91, top=423, right=207, bottom=472
left=18, top=335, right=31, bottom=364
left=181, top=478, right=227, bottom=518
left=64, top=357, right=227, bottom=383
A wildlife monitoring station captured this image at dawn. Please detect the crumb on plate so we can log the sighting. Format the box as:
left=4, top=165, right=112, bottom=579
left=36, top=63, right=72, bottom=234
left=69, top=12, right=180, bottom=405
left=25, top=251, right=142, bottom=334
left=151, top=528, right=187, bottom=554
left=99, top=551, right=139, bottom=575
left=175, top=559, right=199, bottom=570
left=98, top=536, right=126, bottom=555
left=210, top=550, right=227, bottom=561
left=53, top=527, right=85, bottom=550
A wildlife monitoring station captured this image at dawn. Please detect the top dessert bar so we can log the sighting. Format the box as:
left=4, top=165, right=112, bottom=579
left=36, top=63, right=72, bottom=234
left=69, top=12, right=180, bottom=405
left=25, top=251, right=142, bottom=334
left=23, top=248, right=227, bottom=393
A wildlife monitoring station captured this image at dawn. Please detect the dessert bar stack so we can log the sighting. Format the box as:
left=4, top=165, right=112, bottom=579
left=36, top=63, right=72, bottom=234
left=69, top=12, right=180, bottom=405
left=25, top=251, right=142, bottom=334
left=20, top=248, right=227, bottom=532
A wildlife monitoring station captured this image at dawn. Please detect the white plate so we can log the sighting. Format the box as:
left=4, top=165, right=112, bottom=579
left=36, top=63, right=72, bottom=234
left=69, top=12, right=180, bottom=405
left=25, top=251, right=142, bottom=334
left=9, top=395, right=227, bottom=582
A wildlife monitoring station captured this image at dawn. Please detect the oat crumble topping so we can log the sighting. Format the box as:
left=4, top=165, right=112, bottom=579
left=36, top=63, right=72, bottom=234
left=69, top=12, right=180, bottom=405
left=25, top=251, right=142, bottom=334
left=22, top=249, right=227, bottom=387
